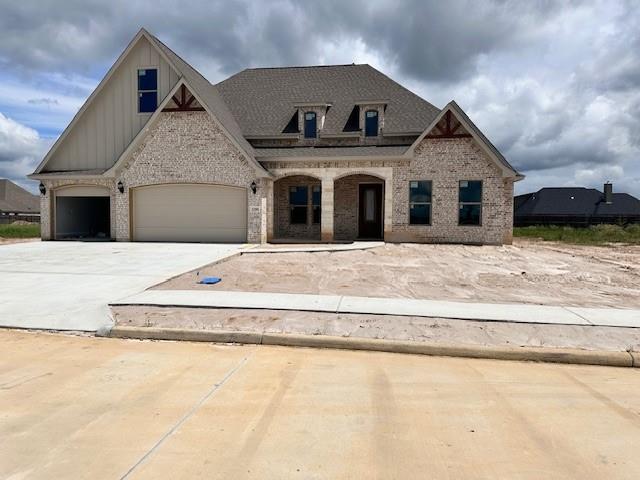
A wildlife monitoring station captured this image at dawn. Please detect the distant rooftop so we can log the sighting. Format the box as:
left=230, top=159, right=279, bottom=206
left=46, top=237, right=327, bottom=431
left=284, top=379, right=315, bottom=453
left=0, top=179, right=40, bottom=214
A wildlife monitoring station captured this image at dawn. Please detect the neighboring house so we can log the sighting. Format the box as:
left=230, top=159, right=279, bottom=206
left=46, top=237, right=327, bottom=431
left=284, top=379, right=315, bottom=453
left=0, top=179, right=40, bottom=223
left=514, top=184, right=640, bottom=227
left=29, top=28, right=522, bottom=244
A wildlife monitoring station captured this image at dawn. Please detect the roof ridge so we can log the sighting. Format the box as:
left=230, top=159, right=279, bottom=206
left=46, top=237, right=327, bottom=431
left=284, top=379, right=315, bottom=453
left=243, top=63, right=365, bottom=71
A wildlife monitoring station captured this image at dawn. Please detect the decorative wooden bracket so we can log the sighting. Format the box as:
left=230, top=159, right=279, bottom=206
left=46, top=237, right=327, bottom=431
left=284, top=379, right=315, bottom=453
left=425, top=110, right=472, bottom=139
left=163, top=84, right=205, bottom=112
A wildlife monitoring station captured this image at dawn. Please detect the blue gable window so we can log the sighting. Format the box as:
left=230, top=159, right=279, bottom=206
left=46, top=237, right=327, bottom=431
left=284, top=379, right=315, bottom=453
left=365, top=110, right=378, bottom=137
left=138, top=69, right=158, bottom=113
left=304, top=112, right=317, bottom=138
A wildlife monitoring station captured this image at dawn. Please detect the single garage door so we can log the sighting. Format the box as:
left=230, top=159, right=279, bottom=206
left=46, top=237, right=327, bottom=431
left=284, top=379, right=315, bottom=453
left=132, top=184, right=247, bottom=242
left=55, top=186, right=111, bottom=240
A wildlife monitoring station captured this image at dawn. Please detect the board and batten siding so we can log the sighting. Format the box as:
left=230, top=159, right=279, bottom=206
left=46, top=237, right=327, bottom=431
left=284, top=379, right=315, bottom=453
left=44, top=36, right=180, bottom=172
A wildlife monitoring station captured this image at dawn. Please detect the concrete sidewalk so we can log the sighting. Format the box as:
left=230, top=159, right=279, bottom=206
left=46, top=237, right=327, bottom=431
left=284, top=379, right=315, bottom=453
left=111, top=290, right=640, bottom=329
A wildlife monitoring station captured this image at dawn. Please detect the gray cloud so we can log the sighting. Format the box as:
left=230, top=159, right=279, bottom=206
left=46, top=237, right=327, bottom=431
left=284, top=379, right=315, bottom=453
left=27, top=98, right=59, bottom=105
left=0, top=0, right=638, bottom=196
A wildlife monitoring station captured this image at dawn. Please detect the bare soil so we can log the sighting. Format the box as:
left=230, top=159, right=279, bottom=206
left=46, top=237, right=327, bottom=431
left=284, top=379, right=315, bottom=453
left=156, top=239, right=640, bottom=308
left=112, top=306, right=640, bottom=352
left=0, top=238, right=40, bottom=245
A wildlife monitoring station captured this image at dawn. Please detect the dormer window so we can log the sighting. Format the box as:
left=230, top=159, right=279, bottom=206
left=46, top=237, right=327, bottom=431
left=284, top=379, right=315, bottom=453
left=138, top=68, right=158, bottom=113
left=304, top=112, right=317, bottom=138
left=365, top=110, right=379, bottom=137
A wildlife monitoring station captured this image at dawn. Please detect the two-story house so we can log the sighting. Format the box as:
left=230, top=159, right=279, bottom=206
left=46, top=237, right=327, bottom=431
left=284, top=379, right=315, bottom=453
left=30, top=28, right=523, bottom=244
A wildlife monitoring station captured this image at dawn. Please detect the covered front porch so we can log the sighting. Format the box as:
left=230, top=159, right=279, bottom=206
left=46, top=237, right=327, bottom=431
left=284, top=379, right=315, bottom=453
left=267, top=167, right=393, bottom=243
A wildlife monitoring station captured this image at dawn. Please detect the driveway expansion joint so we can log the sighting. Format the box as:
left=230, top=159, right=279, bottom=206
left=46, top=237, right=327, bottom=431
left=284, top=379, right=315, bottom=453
left=119, top=353, right=251, bottom=479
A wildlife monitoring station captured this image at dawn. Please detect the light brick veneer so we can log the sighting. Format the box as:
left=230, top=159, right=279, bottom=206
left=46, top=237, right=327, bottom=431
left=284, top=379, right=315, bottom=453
left=390, top=137, right=514, bottom=244
left=115, top=111, right=265, bottom=242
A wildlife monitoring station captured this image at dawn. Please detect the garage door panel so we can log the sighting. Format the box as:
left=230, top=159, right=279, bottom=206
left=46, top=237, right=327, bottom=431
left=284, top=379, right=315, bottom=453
left=133, top=184, right=247, bottom=243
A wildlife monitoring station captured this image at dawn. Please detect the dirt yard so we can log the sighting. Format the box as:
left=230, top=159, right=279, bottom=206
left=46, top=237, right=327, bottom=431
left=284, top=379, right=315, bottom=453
left=112, top=306, right=640, bottom=352
left=156, top=239, right=640, bottom=308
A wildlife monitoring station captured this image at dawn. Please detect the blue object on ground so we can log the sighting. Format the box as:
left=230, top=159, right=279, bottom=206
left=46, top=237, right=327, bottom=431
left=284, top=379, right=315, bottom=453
left=199, top=276, right=222, bottom=285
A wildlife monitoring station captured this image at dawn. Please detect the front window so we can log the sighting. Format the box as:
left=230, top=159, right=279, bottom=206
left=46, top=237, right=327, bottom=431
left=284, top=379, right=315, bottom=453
left=138, top=69, right=158, bottom=113
left=304, top=112, right=317, bottom=138
left=289, top=186, right=308, bottom=224
left=409, top=181, right=432, bottom=225
left=459, top=180, right=482, bottom=225
left=365, top=110, right=379, bottom=137
left=312, top=185, right=321, bottom=224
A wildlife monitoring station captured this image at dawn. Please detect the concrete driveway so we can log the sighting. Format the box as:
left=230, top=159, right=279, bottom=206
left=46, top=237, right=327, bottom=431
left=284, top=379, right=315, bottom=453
left=0, top=241, right=243, bottom=331
left=2, top=330, right=639, bottom=479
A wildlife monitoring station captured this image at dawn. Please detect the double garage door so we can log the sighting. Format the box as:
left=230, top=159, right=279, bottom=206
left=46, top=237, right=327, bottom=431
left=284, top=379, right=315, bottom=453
left=132, top=184, right=247, bottom=243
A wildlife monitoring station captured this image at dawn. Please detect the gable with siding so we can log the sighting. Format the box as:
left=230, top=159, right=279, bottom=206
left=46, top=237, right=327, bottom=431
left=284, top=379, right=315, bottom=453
left=39, top=34, right=180, bottom=173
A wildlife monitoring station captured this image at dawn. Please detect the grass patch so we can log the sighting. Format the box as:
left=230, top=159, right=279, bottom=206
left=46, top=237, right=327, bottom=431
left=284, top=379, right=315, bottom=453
left=514, top=224, right=640, bottom=245
left=0, top=223, right=41, bottom=238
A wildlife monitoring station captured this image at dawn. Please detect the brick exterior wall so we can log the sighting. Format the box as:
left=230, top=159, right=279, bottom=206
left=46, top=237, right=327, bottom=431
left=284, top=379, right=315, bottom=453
left=38, top=114, right=514, bottom=245
left=273, top=175, right=321, bottom=240
left=389, top=137, right=513, bottom=244
left=263, top=137, right=515, bottom=245
left=39, top=112, right=266, bottom=243
left=334, top=174, right=384, bottom=240
left=115, top=111, right=264, bottom=242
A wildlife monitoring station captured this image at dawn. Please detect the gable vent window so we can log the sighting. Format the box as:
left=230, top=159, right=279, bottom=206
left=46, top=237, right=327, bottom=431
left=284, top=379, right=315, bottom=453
left=365, top=110, right=379, bottom=137
left=138, top=69, right=158, bottom=113
left=304, top=112, right=317, bottom=139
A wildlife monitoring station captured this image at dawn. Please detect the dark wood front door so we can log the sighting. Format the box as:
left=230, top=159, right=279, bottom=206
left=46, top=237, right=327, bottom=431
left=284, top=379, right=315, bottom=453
left=358, top=183, right=383, bottom=239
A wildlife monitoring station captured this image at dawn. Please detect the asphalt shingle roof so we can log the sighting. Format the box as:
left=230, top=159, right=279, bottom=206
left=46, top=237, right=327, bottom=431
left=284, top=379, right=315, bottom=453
left=0, top=179, right=39, bottom=213
left=216, top=64, right=441, bottom=137
left=514, top=187, right=640, bottom=217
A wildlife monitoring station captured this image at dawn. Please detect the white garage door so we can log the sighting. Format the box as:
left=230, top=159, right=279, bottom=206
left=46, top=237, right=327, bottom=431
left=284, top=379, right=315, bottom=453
left=132, top=184, right=247, bottom=242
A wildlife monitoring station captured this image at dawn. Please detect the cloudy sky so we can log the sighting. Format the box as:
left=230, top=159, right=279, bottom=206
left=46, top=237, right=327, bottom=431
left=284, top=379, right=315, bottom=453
left=0, top=0, right=638, bottom=196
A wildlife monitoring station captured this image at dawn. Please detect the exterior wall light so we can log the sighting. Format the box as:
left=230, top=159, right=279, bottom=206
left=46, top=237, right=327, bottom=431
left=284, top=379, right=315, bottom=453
left=117, top=181, right=124, bottom=193
left=250, top=181, right=257, bottom=194
left=39, top=182, right=46, bottom=196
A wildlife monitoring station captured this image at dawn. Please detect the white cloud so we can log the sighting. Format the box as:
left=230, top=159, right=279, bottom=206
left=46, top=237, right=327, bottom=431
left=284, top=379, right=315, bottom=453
left=0, top=113, right=51, bottom=191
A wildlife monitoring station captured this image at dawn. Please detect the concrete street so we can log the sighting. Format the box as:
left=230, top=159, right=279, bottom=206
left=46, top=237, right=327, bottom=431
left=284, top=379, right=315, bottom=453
left=0, top=242, right=242, bottom=331
left=1, top=330, right=639, bottom=479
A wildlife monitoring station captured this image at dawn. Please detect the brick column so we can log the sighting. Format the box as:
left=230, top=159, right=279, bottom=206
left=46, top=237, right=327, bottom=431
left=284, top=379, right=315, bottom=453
left=321, top=176, right=334, bottom=242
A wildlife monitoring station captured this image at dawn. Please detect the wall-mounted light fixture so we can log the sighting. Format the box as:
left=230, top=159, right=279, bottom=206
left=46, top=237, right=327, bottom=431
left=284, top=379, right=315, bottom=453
left=250, top=181, right=257, bottom=194
left=117, top=181, right=124, bottom=193
left=38, top=182, right=46, bottom=196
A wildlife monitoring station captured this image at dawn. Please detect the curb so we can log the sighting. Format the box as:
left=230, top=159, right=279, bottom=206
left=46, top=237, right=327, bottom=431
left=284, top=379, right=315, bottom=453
left=105, top=326, right=636, bottom=368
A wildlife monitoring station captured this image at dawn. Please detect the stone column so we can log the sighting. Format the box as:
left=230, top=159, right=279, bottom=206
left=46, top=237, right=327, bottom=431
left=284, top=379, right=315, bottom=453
left=265, top=180, right=274, bottom=242
left=383, top=172, right=393, bottom=240
left=320, top=176, right=334, bottom=242
left=40, top=184, right=52, bottom=240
